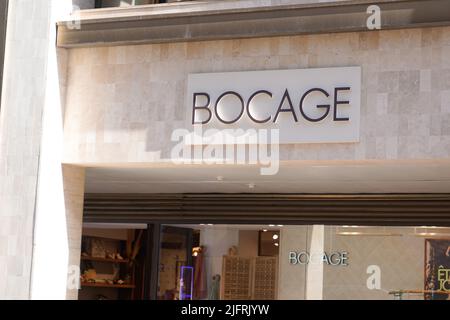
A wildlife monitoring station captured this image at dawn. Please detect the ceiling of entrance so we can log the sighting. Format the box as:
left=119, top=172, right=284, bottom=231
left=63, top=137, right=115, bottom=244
left=85, top=162, right=450, bottom=194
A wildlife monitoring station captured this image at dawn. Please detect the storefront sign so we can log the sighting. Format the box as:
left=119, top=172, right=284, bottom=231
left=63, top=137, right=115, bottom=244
left=425, top=239, right=450, bottom=299
left=187, top=67, right=361, bottom=144
left=289, top=251, right=349, bottom=266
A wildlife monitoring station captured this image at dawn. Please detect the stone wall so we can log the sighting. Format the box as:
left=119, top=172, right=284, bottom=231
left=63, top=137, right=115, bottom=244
left=0, top=0, right=80, bottom=300
left=0, top=0, right=52, bottom=299
left=63, top=27, right=450, bottom=165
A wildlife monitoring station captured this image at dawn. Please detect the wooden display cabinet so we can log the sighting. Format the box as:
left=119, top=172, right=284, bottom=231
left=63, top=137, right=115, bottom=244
left=79, top=235, right=136, bottom=300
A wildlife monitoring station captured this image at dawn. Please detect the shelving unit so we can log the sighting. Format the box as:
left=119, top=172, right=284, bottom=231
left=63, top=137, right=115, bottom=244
left=81, top=256, right=129, bottom=264
left=221, top=256, right=253, bottom=300
left=80, top=282, right=135, bottom=289
left=79, top=234, right=137, bottom=300
left=221, top=256, right=278, bottom=300
left=252, top=257, right=278, bottom=300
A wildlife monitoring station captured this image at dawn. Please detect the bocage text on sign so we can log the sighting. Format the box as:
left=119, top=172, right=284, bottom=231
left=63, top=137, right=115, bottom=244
left=186, top=66, right=361, bottom=144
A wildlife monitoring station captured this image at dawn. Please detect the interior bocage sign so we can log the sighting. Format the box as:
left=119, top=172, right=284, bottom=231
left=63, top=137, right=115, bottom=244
left=186, top=67, right=361, bottom=144
left=289, top=251, right=349, bottom=266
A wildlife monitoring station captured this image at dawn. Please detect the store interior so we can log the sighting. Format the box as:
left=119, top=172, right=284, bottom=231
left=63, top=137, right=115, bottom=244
left=78, top=224, right=450, bottom=300
left=157, top=224, right=280, bottom=300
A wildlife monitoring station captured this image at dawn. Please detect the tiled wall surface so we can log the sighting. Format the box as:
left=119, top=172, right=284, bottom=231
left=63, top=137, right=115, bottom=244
left=323, top=227, right=424, bottom=300
left=0, top=0, right=52, bottom=299
left=1, top=1, right=449, bottom=300
left=278, top=226, right=308, bottom=299
left=0, top=0, right=79, bottom=300
left=63, top=165, right=85, bottom=300
left=63, top=27, right=450, bottom=164
left=279, top=226, right=424, bottom=300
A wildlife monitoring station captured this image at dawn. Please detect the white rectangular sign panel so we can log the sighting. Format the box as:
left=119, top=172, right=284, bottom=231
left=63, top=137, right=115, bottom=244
left=186, top=67, right=361, bottom=144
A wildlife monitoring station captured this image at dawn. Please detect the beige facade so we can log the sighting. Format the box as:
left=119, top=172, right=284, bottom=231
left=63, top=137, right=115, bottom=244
left=63, top=27, right=450, bottom=165
left=60, top=24, right=450, bottom=300
left=1, top=0, right=450, bottom=300
left=0, top=0, right=53, bottom=299
left=0, top=0, right=78, bottom=300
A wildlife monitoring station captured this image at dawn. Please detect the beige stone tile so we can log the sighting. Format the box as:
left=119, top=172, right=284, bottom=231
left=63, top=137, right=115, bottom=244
left=203, top=40, right=225, bottom=59
left=7, top=256, right=24, bottom=277
left=168, top=42, right=187, bottom=60
left=421, top=27, right=441, bottom=47
left=379, top=29, right=422, bottom=50
left=385, top=137, right=398, bottom=159
left=376, top=50, right=399, bottom=71
left=442, top=46, right=450, bottom=68
left=187, top=41, right=205, bottom=60
left=61, top=27, right=450, bottom=165
left=289, top=35, right=309, bottom=54
left=377, top=71, right=399, bottom=93
left=91, top=65, right=115, bottom=85
left=441, top=114, right=450, bottom=135
left=88, top=47, right=109, bottom=66
left=431, top=68, right=450, bottom=90
left=359, top=31, right=379, bottom=51
left=420, top=69, right=431, bottom=92
left=441, top=90, right=450, bottom=113
left=376, top=93, right=388, bottom=115
left=399, top=70, right=420, bottom=93
left=441, top=26, right=450, bottom=45
left=420, top=46, right=433, bottom=68
left=159, top=43, right=170, bottom=61
left=6, top=276, right=29, bottom=299
left=398, top=47, right=422, bottom=70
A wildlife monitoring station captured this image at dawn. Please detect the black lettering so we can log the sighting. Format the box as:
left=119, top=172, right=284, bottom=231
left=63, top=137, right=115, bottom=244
left=215, top=91, right=245, bottom=124
left=246, top=90, right=272, bottom=123
left=273, top=89, right=298, bottom=123
left=299, top=88, right=330, bottom=122
left=334, top=87, right=350, bottom=121
left=192, top=92, right=211, bottom=124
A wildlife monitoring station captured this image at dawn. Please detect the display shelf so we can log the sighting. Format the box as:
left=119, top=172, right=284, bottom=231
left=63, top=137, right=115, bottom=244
left=81, top=256, right=129, bottom=263
left=80, top=282, right=135, bottom=289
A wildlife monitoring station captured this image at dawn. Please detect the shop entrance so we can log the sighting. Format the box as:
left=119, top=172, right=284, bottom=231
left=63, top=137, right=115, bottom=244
left=158, top=224, right=280, bottom=300
left=158, top=226, right=194, bottom=300
left=78, top=221, right=450, bottom=301
left=77, top=165, right=450, bottom=300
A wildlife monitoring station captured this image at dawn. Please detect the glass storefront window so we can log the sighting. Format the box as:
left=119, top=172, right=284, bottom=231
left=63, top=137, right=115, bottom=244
left=157, top=224, right=450, bottom=300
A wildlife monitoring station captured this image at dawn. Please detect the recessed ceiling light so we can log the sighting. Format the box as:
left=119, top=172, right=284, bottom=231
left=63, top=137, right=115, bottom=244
left=272, top=234, right=279, bottom=240
left=262, top=229, right=268, bottom=232
left=337, top=231, right=403, bottom=236
left=274, top=243, right=279, bottom=247
left=269, top=224, right=275, bottom=227
left=415, top=232, right=438, bottom=236
left=277, top=225, right=283, bottom=227
left=207, top=224, right=213, bottom=226
left=338, top=232, right=362, bottom=236
left=411, top=232, right=450, bottom=237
